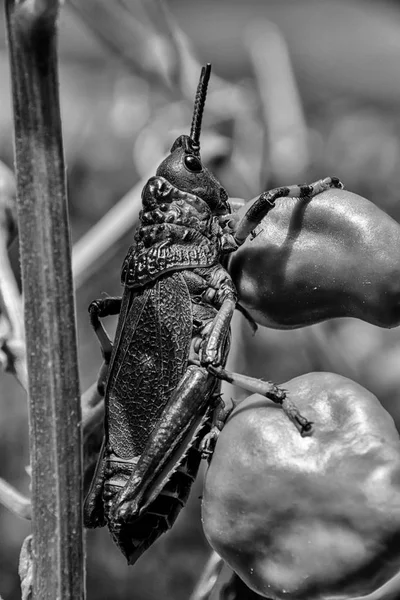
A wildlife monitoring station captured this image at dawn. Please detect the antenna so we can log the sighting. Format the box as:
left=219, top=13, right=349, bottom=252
left=189, top=63, right=212, bottom=149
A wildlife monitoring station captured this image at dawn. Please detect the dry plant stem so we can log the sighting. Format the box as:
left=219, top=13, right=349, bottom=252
left=0, top=379, right=105, bottom=523
left=5, top=1, right=84, bottom=598
left=0, top=161, right=102, bottom=520
left=189, top=551, right=224, bottom=600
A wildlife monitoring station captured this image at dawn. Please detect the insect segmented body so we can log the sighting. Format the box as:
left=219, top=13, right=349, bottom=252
left=84, top=64, right=343, bottom=564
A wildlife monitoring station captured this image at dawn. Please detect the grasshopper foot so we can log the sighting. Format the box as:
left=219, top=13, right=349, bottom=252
left=118, top=501, right=139, bottom=523
left=282, top=396, right=314, bottom=437
left=200, top=427, right=220, bottom=459
left=112, top=497, right=141, bottom=525
left=107, top=479, right=142, bottom=526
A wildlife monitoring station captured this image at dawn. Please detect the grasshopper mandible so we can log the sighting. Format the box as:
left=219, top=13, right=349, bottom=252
left=84, top=64, right=343, bottom=564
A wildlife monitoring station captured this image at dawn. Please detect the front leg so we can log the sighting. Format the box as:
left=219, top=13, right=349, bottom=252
left=200, top=297, right=236, bottom=367
left=89, top=297, right=122, bottom=394
left=89, top=296, right=122, bottom=361
left=194, top=265, right=237, bottom=367
left=209, top=364, right=313, bottom=437
left=233, top=176, right=344, bottom=246
left=200, top=393, right=233, bottom=459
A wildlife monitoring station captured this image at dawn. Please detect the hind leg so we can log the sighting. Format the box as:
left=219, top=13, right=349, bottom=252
left=84, top=437, right=107, bottom=528
left=89, top=297, right=122, bottom=359
left=105, top=364, right=215, bottom=556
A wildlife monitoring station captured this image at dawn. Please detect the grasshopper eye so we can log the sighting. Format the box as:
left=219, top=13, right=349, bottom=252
left=184, top=155, right=202, bottom=172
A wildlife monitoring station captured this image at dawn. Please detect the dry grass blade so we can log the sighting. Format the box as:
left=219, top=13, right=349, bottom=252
left=245, top=20, right=309, bottom=183
left=67, top=0, right=176, bottom=96
left=5, top=0, right=85, bottom=597
left=139, top=0, right=244, bottom=118
left=142, top=0, right=227, bottom=105
left=68, top=0, right=242, bottom=117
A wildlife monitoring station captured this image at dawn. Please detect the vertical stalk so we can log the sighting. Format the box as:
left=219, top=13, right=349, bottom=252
left=5, top=1, right=84, bottom=598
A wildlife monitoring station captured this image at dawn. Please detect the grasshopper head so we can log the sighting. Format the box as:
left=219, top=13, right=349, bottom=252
left=156, top=64, right=230, bottom=215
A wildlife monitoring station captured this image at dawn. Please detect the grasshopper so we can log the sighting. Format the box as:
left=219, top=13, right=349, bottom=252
left=84, top=63, right=343, bottom=564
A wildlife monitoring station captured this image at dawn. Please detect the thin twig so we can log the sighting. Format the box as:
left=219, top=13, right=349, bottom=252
left=0, top=161, right=26, bottom=386
left=81, top=379, right=105, bottom=441
left=5, top=0, right=85, bottom=598
left=0, top=478, right=31, bottom=520
left=0, top=234, right=27, bottom=390
left=71, top=164, right=155, bottom=289
left=0, top=160, right=18, bottom=244
left=189, top=551, right=224, bottom=600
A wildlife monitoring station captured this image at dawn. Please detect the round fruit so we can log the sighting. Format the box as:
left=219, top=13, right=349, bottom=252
left=228, top=189, right=400, bottom=329
left=202, top=372, right=400, bottom=599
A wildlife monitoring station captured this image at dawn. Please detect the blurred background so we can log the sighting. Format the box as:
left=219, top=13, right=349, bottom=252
left=2, top=0, right=400, bottom=598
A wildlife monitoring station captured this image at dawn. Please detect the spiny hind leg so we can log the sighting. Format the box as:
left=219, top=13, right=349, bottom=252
left=83, top=437, right=107, bottom=528
left=108, top=364, right=214, bottom=529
